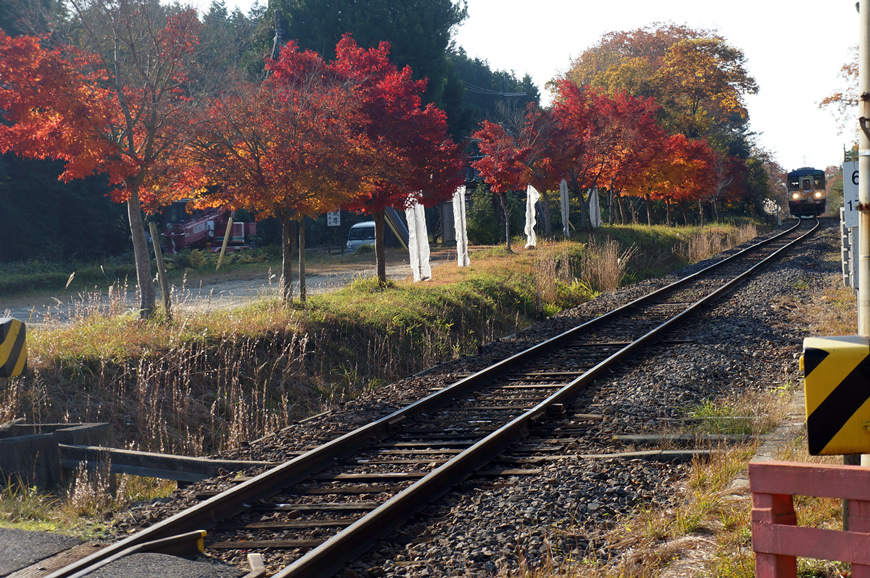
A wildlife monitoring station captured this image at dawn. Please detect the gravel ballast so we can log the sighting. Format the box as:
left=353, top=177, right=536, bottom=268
left=107, top=220, right=840, bottom=576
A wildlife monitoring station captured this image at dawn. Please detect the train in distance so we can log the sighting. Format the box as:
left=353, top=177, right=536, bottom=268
left=787, top=167, right=826, bottom=217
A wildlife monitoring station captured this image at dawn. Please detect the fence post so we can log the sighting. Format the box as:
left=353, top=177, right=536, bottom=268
left=850, top=499, right=870, bottom=578
left=752, top=491, right=797, bottom=577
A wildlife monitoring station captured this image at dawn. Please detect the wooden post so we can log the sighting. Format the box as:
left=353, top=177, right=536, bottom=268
left=849, top=498, right=870, bottom=578
left=752, top=491, right=797, bottom=577
left=215, top=214, right=234, bottom=272
left=148, top=221, right=171, bottom=319
left=298, top=219, right=306, bottom=302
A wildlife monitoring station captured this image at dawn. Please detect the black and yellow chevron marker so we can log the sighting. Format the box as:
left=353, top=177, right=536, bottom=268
left=0, top=318, right=26, bottom=378
left=803, top=336, right=870, bottom=455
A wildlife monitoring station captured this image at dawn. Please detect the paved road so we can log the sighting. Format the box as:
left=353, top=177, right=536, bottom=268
left=1, top=262, right=421, bottom=327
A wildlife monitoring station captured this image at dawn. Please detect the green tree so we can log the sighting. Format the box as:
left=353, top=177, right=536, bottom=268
left=448, top=47, right=540, bottom=137
left=466, top=183, right=500, bottom=245
left=196, top=0, right=263, bottom=84
left=0, top=0, right=61, bottom=36
left=273, top=0, right=466, bottom=107
left=0, top=154, right=128, bottom=263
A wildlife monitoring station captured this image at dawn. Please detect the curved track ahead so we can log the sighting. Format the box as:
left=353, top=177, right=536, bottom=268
left=48, top=219, right=818, bottom=578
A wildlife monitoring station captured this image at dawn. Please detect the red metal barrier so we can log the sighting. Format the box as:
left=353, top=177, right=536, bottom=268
left=750, top=460, right=870, bottom=577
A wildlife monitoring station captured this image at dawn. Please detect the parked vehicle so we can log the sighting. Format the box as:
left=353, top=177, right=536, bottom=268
left=346, top=221, right=376, bottom=253
left=161, top=201, right=256, bottom=254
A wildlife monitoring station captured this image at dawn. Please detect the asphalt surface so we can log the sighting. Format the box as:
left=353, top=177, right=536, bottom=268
left=0, top=528, right=80, bottom=576
left=0, top=527, right=244, bottom=577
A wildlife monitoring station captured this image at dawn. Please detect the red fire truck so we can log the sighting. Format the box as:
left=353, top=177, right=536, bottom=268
left=161, top=201, right=256, bottom=254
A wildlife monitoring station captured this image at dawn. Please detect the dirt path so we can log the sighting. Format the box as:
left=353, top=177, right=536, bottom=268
left=2, top=252, right=449, bottom=326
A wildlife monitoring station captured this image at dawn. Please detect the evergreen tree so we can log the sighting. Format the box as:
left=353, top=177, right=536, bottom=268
left=273, top=0, right=466, bottom=107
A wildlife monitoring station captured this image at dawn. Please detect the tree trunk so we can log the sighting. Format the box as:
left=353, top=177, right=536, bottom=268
left=645, top=194, right=652, bottom=226
left=680, top=202, right=690, bottom=226
left=698, top=199, right=705, bottom=226
left=148, top=221, right=171, bottom=319
left=617, top=194, right=627, bottom=225
left=577, top=189, right=589, bottom=231
left=298, top=218, right=306, bottom=302
left=539, top=193, right=553, bottom=236
left=665, top=198, right=671, bottom=226
left=607, top=189, right=614, bottom=225
left=280, top=212, right=294, bottom=303
left=126, top=190, right=155, bottom=318
left=374, top=209, right=387, bottom=284
left=498, top=192, right=512, bottom=251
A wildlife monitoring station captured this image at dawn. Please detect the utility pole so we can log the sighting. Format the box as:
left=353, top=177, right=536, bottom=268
left=850, top=0, right=870, bottom=526
left=860, top=0, right=870, bottom=335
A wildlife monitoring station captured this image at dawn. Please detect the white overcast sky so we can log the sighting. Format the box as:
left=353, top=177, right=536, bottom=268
left=220, top=0, right=858, bottom=172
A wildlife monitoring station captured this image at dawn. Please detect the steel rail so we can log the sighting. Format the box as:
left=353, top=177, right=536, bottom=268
left=274, top=219, right=818, bottom=577
left=47, top=218, right=812, bottom=578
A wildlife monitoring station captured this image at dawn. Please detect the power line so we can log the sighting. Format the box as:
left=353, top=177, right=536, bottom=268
left=460, top=80, right=526, bottom=97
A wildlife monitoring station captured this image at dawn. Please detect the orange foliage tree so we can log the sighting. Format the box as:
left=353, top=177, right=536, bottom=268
left=562, top=24, right=757, bottom=140
left=561, top=24, right=758, bottom=219
left=177, top=42, right=373, bottom=303
left=591, top=91, right=666, bottom=225
left=0, top=4, right=202, bottom=317
left=624, top=134, right=714, bottom=225
left=820, top=47, right=858, bottom=134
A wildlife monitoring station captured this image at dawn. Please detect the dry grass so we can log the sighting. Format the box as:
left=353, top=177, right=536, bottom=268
left=0, top=469, right=175, bottom=537
left=676, top=224, right=758, bottom=264
left=686, top=387, right=794, bottom=437
left=580, top=239, right=639, bottom=294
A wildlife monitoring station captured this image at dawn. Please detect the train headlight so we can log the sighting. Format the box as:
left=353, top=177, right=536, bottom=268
left=814, top=192, right=823, bottom=198
left=792, top=193, right=800, bottom=199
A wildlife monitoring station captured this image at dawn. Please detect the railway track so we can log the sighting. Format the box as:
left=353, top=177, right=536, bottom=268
left=45, top=218, right=818, bottom=578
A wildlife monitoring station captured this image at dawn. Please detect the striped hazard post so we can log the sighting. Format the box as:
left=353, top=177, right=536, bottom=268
left=0, top=317, right=26, bottom=378
left=803, top=336, right=870, bottom=455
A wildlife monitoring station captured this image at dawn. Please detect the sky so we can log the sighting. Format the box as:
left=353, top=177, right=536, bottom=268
left=220, top=0, right=858, bottom=172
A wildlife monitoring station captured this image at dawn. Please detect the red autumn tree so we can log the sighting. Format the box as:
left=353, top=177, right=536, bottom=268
left=651, top=135, right=715, bottom=225
left=0, top=4, right=202, bottom=317
left=549, top=81, right=629, bottom=230
left=701, top=153, right=746, bottom=222
left=594, top=92, right=667, bottom=225
left=331, top=35, right=464, bottom=282
left=472, top=104, right=555, bottom=249
left=178, top=42, right=373, bottom=303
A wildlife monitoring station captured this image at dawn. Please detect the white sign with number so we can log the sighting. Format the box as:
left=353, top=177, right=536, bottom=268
left=844, top=161, right=859, bottom=228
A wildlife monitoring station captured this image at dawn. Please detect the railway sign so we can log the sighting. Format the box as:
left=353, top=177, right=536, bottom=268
left=844, top=161, right=859, bottom=228
left=803, top=335, right=870, bottom=455
left=327, top=211, right=340, bottom=227
left=0, top=318, right=26, bottom=378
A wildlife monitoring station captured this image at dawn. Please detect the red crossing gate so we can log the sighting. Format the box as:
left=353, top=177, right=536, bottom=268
left=750, top=460, right=870, bottom=577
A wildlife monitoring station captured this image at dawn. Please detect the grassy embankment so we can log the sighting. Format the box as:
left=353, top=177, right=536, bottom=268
left=0, top=223, right=758, bottom=537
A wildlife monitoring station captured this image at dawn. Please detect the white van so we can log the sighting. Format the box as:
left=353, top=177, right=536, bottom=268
left=346, top=221, right=376, bottom=253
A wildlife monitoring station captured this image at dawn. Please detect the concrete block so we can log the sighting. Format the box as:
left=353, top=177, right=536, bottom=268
left=0, top=433, right=61, bottom=489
